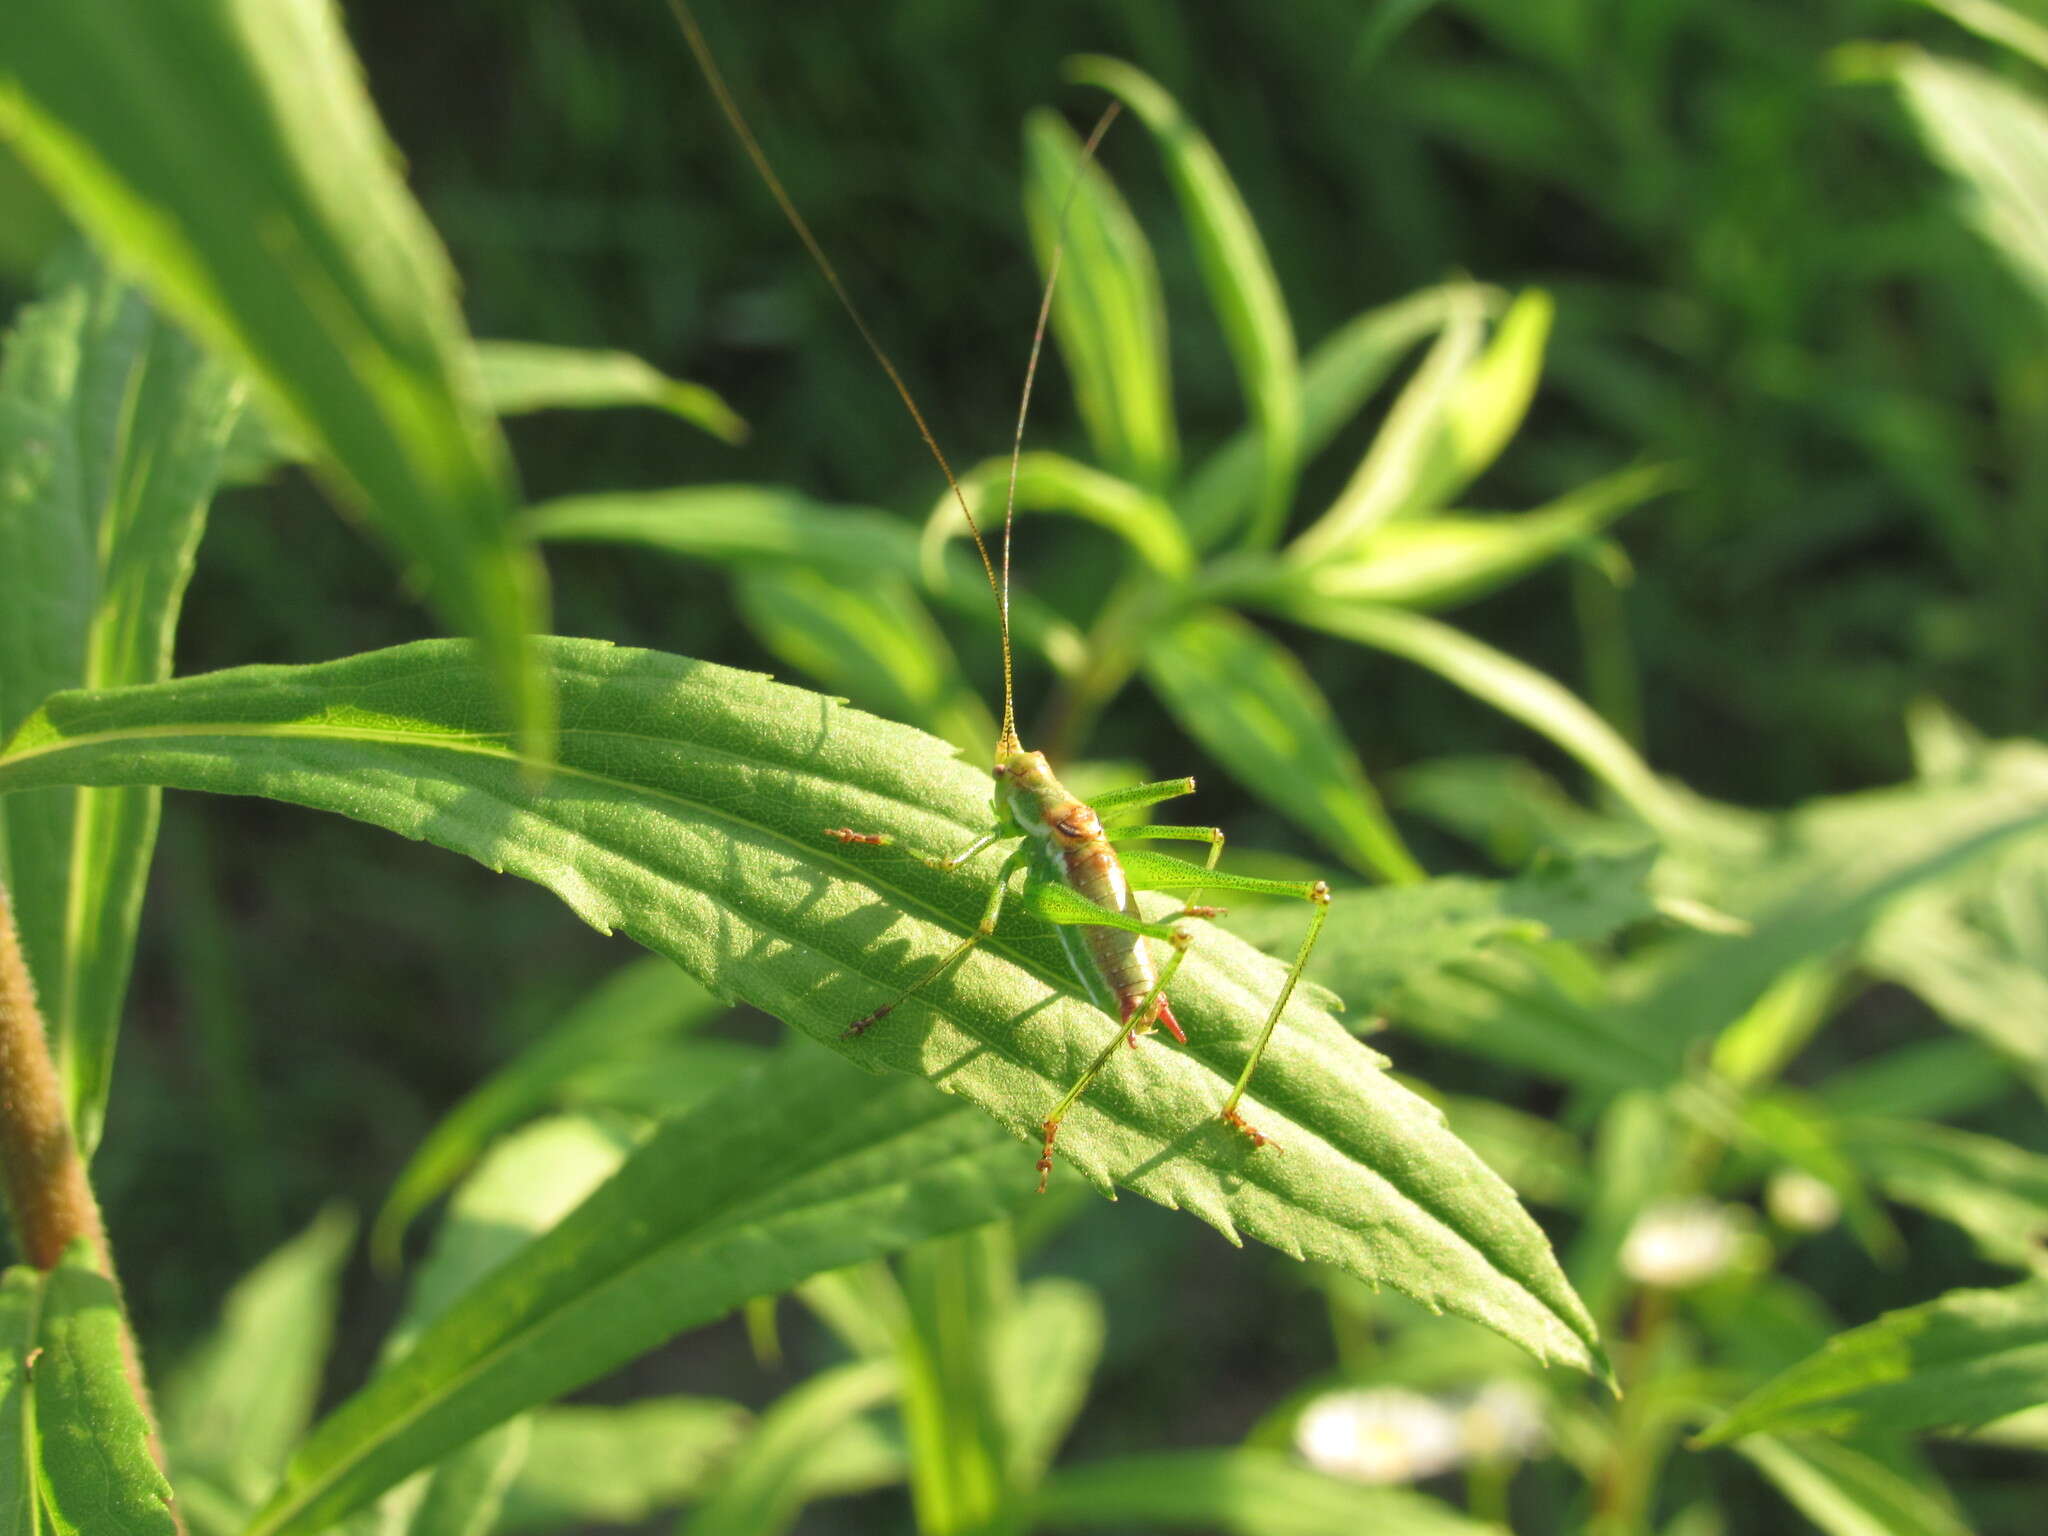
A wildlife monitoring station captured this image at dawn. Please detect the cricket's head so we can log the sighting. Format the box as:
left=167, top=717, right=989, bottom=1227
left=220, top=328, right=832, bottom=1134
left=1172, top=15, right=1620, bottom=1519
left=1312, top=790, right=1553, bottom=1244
left=992, top=741, right=1070, bottom=836
left=992, top=738, right=1050, bottom=788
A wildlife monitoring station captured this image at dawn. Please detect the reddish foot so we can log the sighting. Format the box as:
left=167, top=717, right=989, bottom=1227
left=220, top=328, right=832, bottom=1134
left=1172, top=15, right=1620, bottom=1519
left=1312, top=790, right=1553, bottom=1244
left=1222, top=1106, right=1276, bottom=1150
left=1179, top=904, right=1227, bottom=920
left=825, top=828, right=888, bottom=845
left=1036, top=1119, right=1060, bottom=1193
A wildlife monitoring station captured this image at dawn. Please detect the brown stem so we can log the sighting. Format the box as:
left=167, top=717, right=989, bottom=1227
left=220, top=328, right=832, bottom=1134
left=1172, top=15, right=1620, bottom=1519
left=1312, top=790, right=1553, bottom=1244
left=0, top=882, right=178, bottom=1523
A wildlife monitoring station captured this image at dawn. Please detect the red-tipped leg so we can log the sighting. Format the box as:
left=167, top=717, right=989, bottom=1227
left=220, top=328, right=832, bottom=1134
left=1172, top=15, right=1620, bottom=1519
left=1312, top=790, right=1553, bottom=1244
left=1222, top=1105, right=1276, bottom=1150
left=1036, top=1118, right=1060, bottom=1193
left=1120, top=994, right=1187, bottom=1048
left=1178, top=904, right=1227, bottom=920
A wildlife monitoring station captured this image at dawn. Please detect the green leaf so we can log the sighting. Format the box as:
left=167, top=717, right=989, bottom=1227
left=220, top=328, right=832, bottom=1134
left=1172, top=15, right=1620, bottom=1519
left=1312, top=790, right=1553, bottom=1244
left=1288, top=286, right=1486, bottom=562
left=0, top=639, right=1605, bottom=1394
left=1067, top=57, right=1300, bottom=548
left=1735, top=1434, right=1972, bottom=1536
left=924, top=452, right=1193, bottom=580
left=0, top=0, right=551, bottom=754
left=0, top=247, right=240, bottom=1156
left=897, top=1226, right=1010, bottom=1529
left=161, top=1206, right=355, bottom=1486
left=1182, top=284, right=1497, bottom=552
left=1914, top=0, right=2048, bottom=69
left=1231, top=850, right=1657, bottom=1017
left=240, top=1046, right=1016, bottom=1536
left=522, top=485, right=1085, bottom=677
left=372, top=955, right=721, bottom=1269
left=735, top=564, right=994, bottom=756
left=33, top=1247, right=176, bottom=1536
left=1842, top=1119, right=2048, bottom=1272
left=495, top=1398, right=748, bottom=1533
left=473, top=341, right=745, bottom=443
left=679, top=1360, right=897, bottom=1536
left=1884, top=48, right=2048, bottom=315
left=0, top=1268, right=40, bottom=1533
left=387, top=1421, right=528, bottom=1536
left=1023, top=108, right=1177, bottom=494
left=1141, top=607, right=1423, bottom=883
left=1027, top=1448, right=1498, bottom=1534
left=991, top=1278, right=1104, bottom=1490
left=1299, top=463, right=1679, bottom=611
left=1275, top=598, right=1687, bottom=834
left=1697, top=1278, right=2048, bottom=1444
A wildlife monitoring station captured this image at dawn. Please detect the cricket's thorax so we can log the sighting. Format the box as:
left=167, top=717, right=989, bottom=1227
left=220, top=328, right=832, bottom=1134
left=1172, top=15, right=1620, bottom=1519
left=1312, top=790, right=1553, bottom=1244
left=995, top=747, right=1180, bottom=1036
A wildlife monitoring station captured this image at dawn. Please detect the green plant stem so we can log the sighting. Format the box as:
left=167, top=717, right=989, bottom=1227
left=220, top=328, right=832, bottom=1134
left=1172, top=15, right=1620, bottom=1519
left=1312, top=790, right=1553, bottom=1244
left=0, top=880, right=176, bottom=1513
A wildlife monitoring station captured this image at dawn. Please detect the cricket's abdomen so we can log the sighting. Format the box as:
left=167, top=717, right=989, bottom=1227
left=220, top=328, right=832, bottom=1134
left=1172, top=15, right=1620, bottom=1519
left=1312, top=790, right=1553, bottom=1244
left=999, top=749, right=1185, bottom=1043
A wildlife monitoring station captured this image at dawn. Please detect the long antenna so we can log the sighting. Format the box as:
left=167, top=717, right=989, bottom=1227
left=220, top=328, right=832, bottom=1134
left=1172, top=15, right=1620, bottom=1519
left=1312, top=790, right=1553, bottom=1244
left=663, top=0, right=1114, bottom=751
left=1001, top=102, right=1118, bottom=749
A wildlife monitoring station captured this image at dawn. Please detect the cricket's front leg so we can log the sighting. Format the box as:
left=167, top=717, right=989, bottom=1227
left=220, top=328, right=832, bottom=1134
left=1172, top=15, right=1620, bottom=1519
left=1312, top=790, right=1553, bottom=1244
left=825, top=824, right=1004, bottom=872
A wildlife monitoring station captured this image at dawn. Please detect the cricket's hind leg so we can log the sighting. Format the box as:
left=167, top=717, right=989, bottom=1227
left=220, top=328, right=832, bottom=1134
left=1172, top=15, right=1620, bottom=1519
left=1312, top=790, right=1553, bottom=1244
left=1110, top=845, right=1335, bottom=1148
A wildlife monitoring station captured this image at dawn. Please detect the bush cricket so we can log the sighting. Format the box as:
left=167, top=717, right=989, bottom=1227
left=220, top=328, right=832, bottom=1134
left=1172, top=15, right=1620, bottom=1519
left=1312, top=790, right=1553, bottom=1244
left=664, top=0, right=1331, bottom=1189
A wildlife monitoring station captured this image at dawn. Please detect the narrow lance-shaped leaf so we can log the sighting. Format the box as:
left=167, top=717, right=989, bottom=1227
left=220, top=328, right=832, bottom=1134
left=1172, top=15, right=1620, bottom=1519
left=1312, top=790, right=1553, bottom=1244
left=1274, top=597, right=1688, bottom=835
left=0, top=638, right=1605, bottom=1391
left=0, top=248, right=240, bottom=1155
left=678, top=1361, right=898, bottom=1536
left=922, top=452, right=1193, bottom=581
left=1141, top=608, right=1424, bottom=884
left=1067, top=56, right=1301, bottom=549
left=1697, top=1278, right=2048, bottom=1444
left=1023, top=108, right=1178, bottom=495
left=1734, top=1435, right=1973, bottom=1536
left=1181, top=284, right=1501, bottom=551
left=0, top=0, right=552, bottom=753
left=473, top=341, right=745, bottom=443
left=247, top=1046, right=1017, bottom=1536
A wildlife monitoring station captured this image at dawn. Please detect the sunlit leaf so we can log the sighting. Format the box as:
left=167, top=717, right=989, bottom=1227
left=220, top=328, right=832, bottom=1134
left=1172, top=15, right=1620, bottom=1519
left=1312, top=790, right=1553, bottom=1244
left=1068, top=57, right=1300, bottom=548
left=1843, top=1119, right=2048, bottom=1272
left=474, top=341, right=745, bottom=442
left=0, top=640, right=1604, bottom=1402
left=0, top=0, right=551, bottom=753
left=0, top=248, right=239, bottom=1155
left=922, top=451, right=1192, bottom=580
left=678, top=1360, right=897, bottom=1536
left=1735, top=1434, right=1972, bottom=1536
left=495, top=1398, right=748, bottom=1533
left=992, top=1278, right=1103, bottom=1489
left=1697, top=1278, right=2048, bottom=1443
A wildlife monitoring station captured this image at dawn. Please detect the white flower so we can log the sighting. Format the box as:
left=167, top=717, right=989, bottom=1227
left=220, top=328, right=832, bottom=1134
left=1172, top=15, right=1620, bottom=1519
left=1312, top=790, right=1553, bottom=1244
left=1620, top=1198, right=1744, bottom=1289
left=1459, top=1380, right=1549, bottom=1463
left=1296, top=1388, right=1465, bottom=1484
left=1766, top=1169, right=1841, bottom=1233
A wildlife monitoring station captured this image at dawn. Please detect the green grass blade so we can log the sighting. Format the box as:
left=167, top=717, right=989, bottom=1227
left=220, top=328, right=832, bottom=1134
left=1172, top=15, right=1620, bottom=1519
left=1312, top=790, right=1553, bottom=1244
left=678, top=1360, right=898, bottom=1536
left=0, top=1269, right=38, bottom=1534
left=34, top=1246, right=176, bottom=1536
left=242, top=1047, right=1007, bottom=1536
left=1023, top=109, right=1178, bottom=495
left=736, top=565, right=996, bottom=757
left=1697, top=1278, right=2048, bottom=1444
left=0, top=638, right=1605, bottom=1394
left=1278, top=598, right=1687, bottom=834
left=1067, top=57, right=1300, bottom=549
left=0, top=0, right=552, bottom=756
left=160, top=1207, right=355, bottom=1486
left=474, top=342, right=746, bottom=443
left=1141, top=607, right=1424, bottom=883
left=1734, top=1435, right=1972, bottom=1536
left=0, top=247, right=240, bottom=1156
left=1027, top=1447, right=1498, bottom=1534
left=1302, top=463, right=1680, bottom=611
left=924, top=453, right=1194, bottom=581
left=372, top=957, right=722, bottom=1271
left=1181, top=284, right=1499, bottom=552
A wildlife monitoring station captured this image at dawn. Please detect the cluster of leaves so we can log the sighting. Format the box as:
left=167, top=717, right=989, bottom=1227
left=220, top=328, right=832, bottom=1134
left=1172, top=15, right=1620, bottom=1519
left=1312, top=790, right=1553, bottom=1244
left=0, top=2, right=2045, bottom=1536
